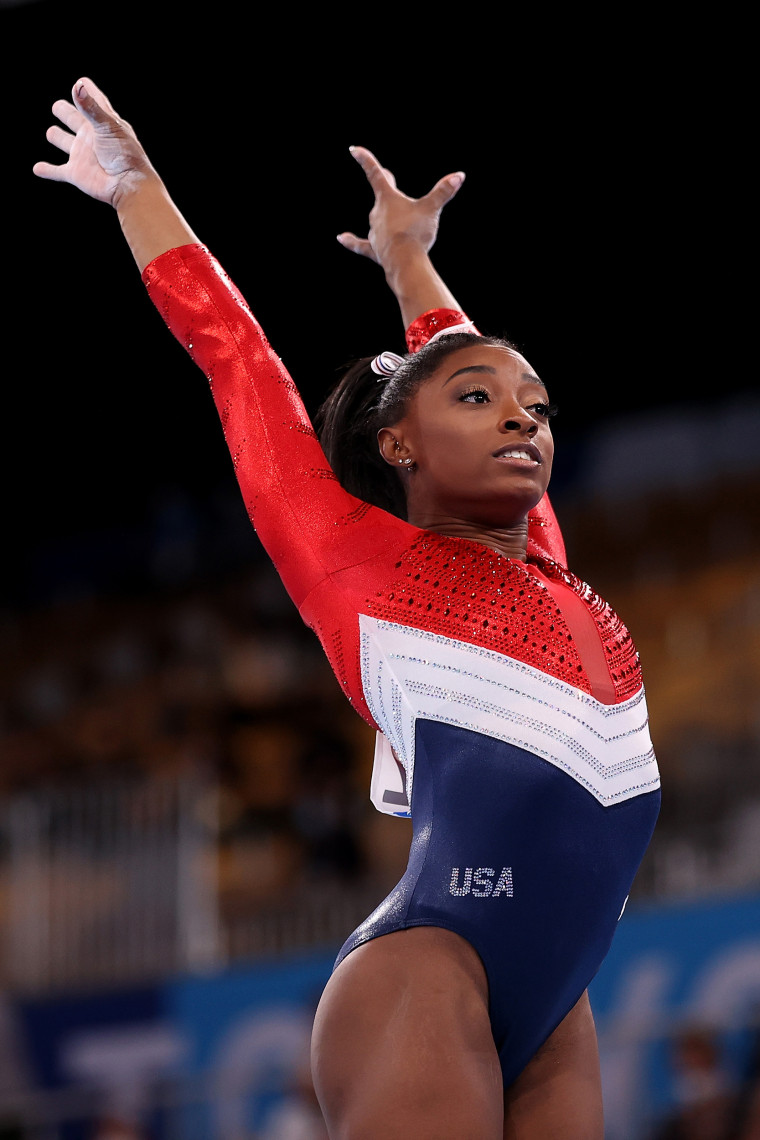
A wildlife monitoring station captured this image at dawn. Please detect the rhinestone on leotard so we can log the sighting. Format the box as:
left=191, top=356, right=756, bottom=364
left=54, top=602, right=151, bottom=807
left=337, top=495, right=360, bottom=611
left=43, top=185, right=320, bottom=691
left=364, top=533, right=641, bottom=702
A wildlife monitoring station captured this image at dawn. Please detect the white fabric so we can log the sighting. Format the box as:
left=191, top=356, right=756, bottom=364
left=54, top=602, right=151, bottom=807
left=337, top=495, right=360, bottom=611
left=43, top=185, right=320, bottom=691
left=370, top=731, right=410, bottom=817
left=425, top=320, right=477, bottom=344
left=360, top=615, right=659, bottom=813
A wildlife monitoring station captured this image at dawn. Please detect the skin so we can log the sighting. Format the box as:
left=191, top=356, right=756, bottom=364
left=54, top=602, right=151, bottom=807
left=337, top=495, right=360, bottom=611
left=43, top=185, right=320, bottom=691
left=34, top=84, right=603, bottom=1139
left=377, top=343, right=555, bottom=562
left=312, top=930, right=603, bottom=1140
left=338, top=146, right=465, bottom=329
left=33, top=78, right=201, bottom=271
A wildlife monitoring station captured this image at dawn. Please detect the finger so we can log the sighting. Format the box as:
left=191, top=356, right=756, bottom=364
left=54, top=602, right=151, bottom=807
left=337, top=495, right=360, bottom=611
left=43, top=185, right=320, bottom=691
left=349, top=146, right=395, bottom=195
left=45, top=124, right=75, bottom=155
left=336, top=232, right=376, bottom=261
left=72, top=78, right=118, bottom=127
left=422, top=171, right=466, bottom=212
left=52, top=98, right=85, bottom=133
left=77, top=77, right=117, bottom=115
left=32, top=160, right=69, bottom=183
left=382, top=166, right=397, bottom=190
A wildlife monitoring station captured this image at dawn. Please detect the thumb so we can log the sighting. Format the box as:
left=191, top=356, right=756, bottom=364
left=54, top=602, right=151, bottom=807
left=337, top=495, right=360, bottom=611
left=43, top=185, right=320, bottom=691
left=72, top=78, right=117, bottom=126
left=336, top=232, right=377, bottom=261
left=382, top=166, right=398, bottom=190
left=424, top=171, right=466, bottom=212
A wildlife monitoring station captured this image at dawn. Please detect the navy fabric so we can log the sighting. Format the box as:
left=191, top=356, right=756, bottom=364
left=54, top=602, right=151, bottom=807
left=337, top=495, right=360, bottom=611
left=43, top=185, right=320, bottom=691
left=335, top=719, right=660, bottom=1087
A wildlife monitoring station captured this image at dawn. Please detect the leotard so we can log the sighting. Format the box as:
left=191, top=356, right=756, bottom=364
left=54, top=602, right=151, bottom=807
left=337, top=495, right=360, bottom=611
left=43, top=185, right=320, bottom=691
left=142, top=244, right=660, bottom=1087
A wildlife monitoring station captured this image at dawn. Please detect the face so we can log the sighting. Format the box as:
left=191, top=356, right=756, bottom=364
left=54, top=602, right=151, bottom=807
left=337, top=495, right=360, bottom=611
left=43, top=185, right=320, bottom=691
left=381, top=344, right=555, bottom=528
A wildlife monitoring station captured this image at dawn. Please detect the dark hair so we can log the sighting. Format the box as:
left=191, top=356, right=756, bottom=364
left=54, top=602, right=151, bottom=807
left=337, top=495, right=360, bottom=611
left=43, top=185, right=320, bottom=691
left=314, top=332, right=518, bottom=520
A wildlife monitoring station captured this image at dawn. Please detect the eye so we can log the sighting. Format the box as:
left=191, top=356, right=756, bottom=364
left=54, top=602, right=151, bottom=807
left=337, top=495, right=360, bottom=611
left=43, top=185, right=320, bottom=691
left=459, top=386, right=491, bottom=403
left=528, top=402, right=558, bottom=419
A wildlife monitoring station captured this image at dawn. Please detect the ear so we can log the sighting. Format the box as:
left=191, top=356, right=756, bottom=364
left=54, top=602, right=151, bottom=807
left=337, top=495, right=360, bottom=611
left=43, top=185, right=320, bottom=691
left=378, top=427, right=414, bottom=468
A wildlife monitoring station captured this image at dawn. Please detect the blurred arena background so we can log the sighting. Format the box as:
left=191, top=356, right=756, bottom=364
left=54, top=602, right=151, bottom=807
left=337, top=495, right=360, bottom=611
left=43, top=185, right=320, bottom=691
left=2, top=3, right=755, bottom=1137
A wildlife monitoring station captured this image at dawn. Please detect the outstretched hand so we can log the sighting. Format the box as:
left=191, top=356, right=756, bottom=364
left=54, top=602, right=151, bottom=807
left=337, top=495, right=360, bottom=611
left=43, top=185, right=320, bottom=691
left=338, top=147, right=465, bottom=272
left=33, top=78, right=154, bottom=206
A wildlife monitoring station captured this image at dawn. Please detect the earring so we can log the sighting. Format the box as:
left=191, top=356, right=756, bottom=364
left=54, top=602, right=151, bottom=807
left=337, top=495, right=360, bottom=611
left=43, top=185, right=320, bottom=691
left=399, top=457, right=413, bottom=465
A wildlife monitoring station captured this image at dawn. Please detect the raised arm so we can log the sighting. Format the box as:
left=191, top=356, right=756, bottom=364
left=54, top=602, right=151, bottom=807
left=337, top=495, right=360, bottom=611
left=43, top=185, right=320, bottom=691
left=339, top=147, right=567, bottom=568
left=32, top=79, right=414, bottom=619
left=337, top=146, right=467, bottom=330
left=33, top=78, right=199, bottom=271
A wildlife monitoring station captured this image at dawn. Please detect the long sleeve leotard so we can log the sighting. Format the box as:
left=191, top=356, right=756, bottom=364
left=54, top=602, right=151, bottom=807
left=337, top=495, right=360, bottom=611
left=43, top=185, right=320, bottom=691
left=142, top=243, right=660, bottom=1087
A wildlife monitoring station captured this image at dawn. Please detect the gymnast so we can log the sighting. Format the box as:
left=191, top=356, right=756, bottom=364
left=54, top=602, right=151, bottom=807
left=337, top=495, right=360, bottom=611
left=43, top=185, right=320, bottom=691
left=34, top=78, right=661, bottom=1139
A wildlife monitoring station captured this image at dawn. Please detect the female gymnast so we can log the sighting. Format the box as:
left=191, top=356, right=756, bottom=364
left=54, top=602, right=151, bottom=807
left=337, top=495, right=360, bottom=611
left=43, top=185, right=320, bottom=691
left=34, top=79, right=661, bottom=1139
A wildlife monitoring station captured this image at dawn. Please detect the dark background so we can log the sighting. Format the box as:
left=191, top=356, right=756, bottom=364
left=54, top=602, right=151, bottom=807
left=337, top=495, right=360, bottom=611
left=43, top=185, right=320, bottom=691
left=3, top=1, right=750, bottom=607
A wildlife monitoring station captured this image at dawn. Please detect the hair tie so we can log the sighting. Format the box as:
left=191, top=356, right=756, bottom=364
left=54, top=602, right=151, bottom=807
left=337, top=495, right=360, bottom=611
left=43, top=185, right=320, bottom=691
left=425, top=320, right=477, bottom=345
left=370, top=351, right=404, bottom=380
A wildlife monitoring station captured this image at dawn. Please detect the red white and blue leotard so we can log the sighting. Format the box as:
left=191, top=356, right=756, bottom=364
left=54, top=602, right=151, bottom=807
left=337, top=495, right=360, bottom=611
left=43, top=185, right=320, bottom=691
left=142, top=244, right=660, bottom=1087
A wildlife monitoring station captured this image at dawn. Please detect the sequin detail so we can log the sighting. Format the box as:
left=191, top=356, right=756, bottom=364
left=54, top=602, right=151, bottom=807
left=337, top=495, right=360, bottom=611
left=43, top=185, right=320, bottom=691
left=364, top=533, right=640, bottom=703
left=536, top=558, right=642, bottom=702
left=333, top=502, right=373, bottom=527
left=405, top=308, right=479, bottom=354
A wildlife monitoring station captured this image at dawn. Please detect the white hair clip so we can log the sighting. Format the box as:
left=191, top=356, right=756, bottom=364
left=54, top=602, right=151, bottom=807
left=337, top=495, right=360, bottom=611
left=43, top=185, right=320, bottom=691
left=370, top=351, right=405, bottom=379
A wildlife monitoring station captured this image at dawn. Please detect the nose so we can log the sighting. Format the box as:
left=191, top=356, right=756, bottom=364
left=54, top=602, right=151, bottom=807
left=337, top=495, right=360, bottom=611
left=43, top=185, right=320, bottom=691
left=501, top=410, right=539, bottom=436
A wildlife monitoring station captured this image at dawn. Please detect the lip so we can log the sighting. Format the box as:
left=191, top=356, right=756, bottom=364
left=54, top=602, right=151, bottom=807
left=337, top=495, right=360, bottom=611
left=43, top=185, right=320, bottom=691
left=492, top=442, right=542, bottom=464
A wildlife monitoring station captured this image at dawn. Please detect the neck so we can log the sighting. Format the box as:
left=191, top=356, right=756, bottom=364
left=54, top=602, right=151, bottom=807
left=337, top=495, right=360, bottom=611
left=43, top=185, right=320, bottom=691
left=407, top=511, right=530, bottom=561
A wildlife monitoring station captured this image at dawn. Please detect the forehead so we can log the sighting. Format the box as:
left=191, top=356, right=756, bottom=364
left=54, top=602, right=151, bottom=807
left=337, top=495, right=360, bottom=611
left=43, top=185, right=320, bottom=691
left=433, top=344, right=544, bottom=386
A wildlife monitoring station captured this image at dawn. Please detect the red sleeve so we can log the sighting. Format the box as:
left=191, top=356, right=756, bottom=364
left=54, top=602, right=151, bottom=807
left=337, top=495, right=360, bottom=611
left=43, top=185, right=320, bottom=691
left=141, top=244, right=412, bottom=612
left=404, top=307, right=567, bottom=567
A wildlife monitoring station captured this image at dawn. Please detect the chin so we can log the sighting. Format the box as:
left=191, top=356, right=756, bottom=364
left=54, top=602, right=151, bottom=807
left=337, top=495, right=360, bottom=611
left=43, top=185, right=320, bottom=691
left=492, top=486, right=550, bottom=520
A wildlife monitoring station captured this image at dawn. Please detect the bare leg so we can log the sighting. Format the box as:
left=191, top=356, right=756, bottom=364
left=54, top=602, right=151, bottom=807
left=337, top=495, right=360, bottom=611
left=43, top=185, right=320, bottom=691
left=311, top=927, right=504, bottom=1140
left=503, top=991, right=604, bottom=1140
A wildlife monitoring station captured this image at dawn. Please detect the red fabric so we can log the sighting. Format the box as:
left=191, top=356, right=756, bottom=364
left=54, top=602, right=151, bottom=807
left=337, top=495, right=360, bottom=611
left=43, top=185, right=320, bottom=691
left=405, top=307, right=477, bottom=353
left=142, top=246, right=640, bottom=721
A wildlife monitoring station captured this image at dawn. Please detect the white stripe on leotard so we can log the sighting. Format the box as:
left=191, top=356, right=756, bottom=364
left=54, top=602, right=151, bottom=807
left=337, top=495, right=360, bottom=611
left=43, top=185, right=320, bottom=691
left=359, top=615, right=659, bottom=814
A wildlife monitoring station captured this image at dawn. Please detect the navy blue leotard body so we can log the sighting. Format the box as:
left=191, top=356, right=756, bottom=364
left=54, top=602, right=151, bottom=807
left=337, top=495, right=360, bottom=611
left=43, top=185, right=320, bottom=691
left=336, top=719, right=659, bottom=1085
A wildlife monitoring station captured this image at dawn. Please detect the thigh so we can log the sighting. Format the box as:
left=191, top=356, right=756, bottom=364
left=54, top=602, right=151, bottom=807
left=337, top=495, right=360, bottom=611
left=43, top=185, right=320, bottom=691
left=502, top=990, right=604, bottom=1140
left=311, top=927, right=504, bottom=1140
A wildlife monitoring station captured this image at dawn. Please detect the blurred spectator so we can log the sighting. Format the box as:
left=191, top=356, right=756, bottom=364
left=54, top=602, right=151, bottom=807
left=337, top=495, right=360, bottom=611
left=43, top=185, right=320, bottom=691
left=291, top=734, right=365, bottom=883
left=90, top=1117, right=146, bottom=1140
left=653, top=1027, right=736, bottom=1140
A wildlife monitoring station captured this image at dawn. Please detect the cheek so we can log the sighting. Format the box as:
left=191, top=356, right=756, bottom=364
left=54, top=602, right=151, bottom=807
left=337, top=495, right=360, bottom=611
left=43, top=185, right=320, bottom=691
left=412, top=416, right=470, bottom=464
left=541, top=440, right=555, bottom=487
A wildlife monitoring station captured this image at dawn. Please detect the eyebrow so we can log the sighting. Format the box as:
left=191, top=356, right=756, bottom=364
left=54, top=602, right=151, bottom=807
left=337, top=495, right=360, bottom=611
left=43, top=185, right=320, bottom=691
left=443, top=365, right=496, bottom=387
left=442, top=364, right=548, bottom=392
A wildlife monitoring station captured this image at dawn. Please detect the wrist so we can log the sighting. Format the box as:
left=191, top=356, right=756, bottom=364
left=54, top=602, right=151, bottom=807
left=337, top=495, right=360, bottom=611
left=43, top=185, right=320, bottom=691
left=112, top=169, right=200, bottom=273
left=381, top=236, right=433, bottom=289
left=382, top=244, right=464, bottom=330
left=111, top=166, right=165, bottom=213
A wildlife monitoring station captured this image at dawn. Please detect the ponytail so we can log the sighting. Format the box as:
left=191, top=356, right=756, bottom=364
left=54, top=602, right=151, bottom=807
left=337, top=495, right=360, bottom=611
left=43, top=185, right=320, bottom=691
left=315, top=357, right=408, bottom=518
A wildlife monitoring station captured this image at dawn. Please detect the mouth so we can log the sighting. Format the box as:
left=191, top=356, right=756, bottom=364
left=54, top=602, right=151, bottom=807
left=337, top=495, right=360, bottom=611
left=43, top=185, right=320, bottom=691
left=492, top=443, right=542, bottom=466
